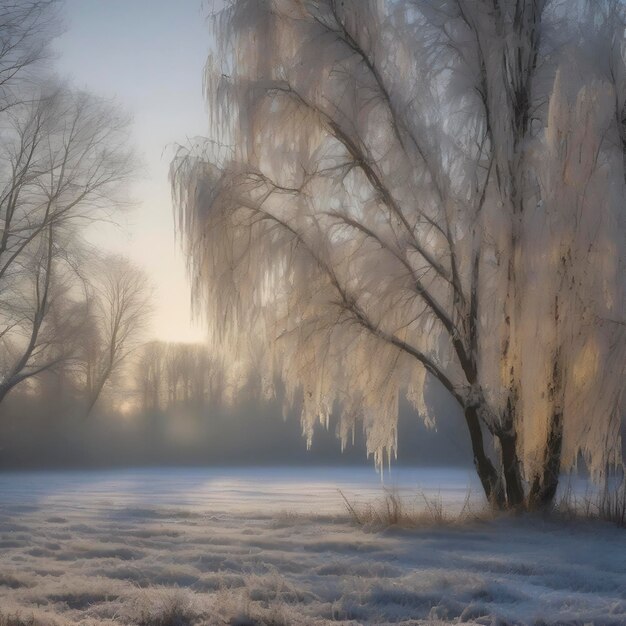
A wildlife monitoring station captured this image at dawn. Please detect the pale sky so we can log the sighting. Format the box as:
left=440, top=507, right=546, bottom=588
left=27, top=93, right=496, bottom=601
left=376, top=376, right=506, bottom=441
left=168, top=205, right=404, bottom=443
left=54, top=0, right=210, bottom=343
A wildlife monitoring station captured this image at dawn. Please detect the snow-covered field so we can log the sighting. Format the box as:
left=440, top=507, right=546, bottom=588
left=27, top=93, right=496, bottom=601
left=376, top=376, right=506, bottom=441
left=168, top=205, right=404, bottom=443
left=0, top=467, right=624, bottom=625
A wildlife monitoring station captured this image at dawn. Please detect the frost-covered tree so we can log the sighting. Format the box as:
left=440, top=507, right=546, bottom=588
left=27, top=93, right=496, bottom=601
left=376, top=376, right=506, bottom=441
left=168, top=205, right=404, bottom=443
left=172, top=0, right=626, bottom=508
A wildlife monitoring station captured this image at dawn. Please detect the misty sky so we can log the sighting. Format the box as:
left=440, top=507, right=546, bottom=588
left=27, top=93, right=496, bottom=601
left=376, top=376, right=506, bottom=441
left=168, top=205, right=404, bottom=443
left=54, top=0, right=210, bottom=342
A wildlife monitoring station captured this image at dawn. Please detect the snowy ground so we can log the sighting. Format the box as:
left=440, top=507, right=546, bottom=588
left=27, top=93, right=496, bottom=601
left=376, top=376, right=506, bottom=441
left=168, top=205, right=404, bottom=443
left=0, top=467, right=624, bottom=625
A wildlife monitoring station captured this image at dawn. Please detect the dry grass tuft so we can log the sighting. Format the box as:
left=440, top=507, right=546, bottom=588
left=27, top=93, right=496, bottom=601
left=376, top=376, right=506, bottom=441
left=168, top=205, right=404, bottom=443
left=0, top=614, right=58, bottom=626
left=597, top=485, right=626, bottom=527
left=130, top=589, right=202, bottom=626
left=0, top=615, right=36, bottom=626
left=556, top=481, right=626, bottom=528
left=338, top=486, right=482, bottom=529
left=343, top=481, right=626, bottom=531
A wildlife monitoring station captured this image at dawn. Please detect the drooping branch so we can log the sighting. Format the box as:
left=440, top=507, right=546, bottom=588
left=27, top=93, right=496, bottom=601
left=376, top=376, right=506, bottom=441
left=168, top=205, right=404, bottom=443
left=268, top=82, right=459, bottom=294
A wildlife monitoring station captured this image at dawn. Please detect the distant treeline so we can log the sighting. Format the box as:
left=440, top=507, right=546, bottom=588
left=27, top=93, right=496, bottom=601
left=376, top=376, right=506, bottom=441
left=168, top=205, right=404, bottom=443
left=135, top=341, right=224, bottom=412
left=2, top=337, right=622, bottom=470
left=0, top=341, right=480, bottom=469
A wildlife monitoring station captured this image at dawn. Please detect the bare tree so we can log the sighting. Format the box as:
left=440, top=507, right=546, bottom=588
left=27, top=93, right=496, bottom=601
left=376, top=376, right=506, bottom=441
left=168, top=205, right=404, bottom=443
left=173, top=0, right=625, bottom=509
left=0, top=224, right=83, bottom=403
left=0, top=85, right=133, bottom=282
left=80, top=255, right=153, bottom=417
left=0, top=85, right=134, bottom=404
left=0, top=0, right=61, bottom=111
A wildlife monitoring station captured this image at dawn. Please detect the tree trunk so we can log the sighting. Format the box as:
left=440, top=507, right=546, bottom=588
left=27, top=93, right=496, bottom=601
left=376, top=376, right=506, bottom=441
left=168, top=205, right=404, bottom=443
left=0, top=383, right=10, bottom=405
left=84, top=368, right=110, bottom=419
left=497, top=429, right=525, bottom=508
left=528, top=407, right=563, bottom=509
left=528, top=349, right=564, bottom=509
left=464, top=405, right=505, bottom=508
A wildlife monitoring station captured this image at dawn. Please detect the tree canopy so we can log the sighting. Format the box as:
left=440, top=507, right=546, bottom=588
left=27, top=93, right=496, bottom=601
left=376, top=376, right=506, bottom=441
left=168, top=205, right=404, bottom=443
left=172, top=0, right=626, bottom=508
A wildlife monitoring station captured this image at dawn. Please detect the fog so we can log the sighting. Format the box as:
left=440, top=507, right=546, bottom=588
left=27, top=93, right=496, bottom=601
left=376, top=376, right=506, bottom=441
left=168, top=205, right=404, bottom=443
left=0, top=371, right=473, bottom=470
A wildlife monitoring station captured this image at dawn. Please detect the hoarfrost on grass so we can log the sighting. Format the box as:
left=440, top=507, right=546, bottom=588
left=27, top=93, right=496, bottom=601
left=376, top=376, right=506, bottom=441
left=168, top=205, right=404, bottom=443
left=0, top=468, right=624, bottom=625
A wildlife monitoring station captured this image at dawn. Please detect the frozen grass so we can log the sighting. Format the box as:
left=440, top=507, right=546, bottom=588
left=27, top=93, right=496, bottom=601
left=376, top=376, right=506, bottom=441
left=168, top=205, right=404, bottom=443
left=0, top=468, right=624, bottom=625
